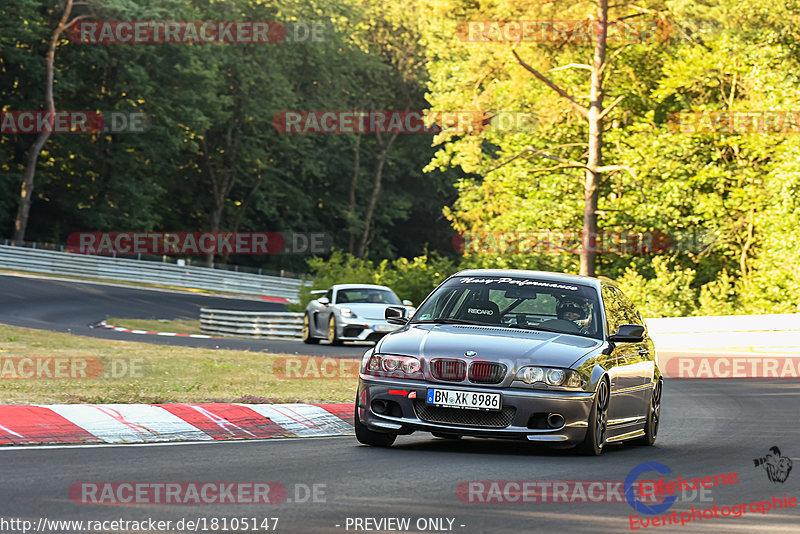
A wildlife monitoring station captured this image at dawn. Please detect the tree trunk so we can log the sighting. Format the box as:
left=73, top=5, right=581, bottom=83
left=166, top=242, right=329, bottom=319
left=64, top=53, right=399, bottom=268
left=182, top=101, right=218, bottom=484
left=348, top=134, right=361, bottom=254
left=219, top=171, right=263, bottom=265
left=580, top=0, right=609, bottom=277
left=201, top=131, right=237, bottom=268
left=14, top=0, right=82, bottom=242
left=356, top=131, right=398, bottom=258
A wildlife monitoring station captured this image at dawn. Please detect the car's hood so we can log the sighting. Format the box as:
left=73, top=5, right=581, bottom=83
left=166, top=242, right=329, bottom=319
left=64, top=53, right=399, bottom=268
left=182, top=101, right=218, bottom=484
left=375, top=323, right=602, bottom=368
left=337, top=303, right=414, bottom=321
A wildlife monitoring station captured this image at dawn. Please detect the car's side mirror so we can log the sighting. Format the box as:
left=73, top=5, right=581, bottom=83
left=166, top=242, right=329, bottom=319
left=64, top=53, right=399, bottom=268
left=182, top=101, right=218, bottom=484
left=402, top=300, right=413, bottom=306
left=318, top=297, right=330, bottom=305
left=385, top=306, right=409, bottom=325
left=608, top=324, right=645, bottom=343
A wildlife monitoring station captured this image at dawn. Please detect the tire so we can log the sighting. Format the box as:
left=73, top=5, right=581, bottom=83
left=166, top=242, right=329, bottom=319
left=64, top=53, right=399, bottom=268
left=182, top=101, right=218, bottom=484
left=575, top=378, right=609, bottom=456
left=354, top=404, right=396, bottom=447
left=633, top=380, right=661, bottom=446
left=432, top=432, right=462, bottom=440
left=301, top=314, right=319, bottom=344
left=327, top=315, right=343, bottom=345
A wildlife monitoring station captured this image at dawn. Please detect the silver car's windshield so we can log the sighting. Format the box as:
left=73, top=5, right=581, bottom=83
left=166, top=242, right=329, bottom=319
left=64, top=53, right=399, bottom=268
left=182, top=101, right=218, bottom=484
left=411, top=276, right=602, bottom=339
left=335, top=288, right=401, bottom=305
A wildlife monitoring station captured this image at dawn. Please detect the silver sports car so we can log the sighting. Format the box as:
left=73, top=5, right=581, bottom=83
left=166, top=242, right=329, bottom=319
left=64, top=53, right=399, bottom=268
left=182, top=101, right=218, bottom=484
left=355, top=269, right=661, bottom=455
left=302, top=284, right=415, bottom=345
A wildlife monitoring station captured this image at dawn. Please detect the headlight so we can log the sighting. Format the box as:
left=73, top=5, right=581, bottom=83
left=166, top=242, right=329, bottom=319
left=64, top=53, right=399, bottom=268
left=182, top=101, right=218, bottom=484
left=546, top=368, right=565, bottom=385
left=340, top=308, right=357, bottom=318
left=515, top=366, right=584, bottom=388
left=519, top=366, right=544, bottom=384
left=363, top=354, right=423, bottom=380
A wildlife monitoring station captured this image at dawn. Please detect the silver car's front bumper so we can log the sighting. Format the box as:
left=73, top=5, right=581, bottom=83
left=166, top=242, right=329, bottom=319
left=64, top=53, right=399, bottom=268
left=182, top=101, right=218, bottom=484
left=337, top=319, right=397, bottom=341
left=357, top=377, right=594, bottom=443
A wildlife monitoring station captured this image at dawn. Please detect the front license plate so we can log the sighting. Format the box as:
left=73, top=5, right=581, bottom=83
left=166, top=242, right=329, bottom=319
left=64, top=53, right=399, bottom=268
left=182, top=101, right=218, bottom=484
left=426, top=389, right=501, bottom=411
left=373, top=324, right=395, bottom=332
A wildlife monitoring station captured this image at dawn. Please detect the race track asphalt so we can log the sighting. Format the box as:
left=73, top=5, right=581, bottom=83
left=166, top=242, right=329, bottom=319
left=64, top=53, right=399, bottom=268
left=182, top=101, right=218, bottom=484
left=1, top=380, right=798, bottom=533
left=1, top=273, right=799, bottom=533
left=0, top=273, right=367, bottom=356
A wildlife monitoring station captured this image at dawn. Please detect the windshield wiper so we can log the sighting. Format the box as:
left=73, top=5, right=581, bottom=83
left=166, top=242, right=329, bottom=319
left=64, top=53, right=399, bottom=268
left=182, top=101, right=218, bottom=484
left=413, top=318, right=490, bottom=326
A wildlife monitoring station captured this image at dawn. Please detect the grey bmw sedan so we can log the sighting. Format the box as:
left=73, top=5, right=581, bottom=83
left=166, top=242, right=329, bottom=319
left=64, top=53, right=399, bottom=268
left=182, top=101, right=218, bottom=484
left=355, top=269, right=662, bottom=455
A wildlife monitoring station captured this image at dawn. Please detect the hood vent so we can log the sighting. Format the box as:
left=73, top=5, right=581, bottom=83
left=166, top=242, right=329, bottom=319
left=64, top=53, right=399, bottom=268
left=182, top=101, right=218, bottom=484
left=451, top=325, right=543, bottom=335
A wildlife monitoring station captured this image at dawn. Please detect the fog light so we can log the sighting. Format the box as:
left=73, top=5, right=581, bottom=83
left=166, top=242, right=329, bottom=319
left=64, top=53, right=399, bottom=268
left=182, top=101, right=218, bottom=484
left=371, top=399, right=388, bottom=414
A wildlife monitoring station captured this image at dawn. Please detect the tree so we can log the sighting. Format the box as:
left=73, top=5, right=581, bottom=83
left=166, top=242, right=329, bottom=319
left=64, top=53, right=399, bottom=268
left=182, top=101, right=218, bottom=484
left=13, top=0, right=86, bottom=242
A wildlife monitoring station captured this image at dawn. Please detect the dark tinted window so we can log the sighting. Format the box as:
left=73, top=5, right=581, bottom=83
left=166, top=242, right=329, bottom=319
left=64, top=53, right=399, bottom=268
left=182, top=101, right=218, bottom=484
left=414, top=276, right=602, bottom=339
left=602, top=285, right=643, bottom=334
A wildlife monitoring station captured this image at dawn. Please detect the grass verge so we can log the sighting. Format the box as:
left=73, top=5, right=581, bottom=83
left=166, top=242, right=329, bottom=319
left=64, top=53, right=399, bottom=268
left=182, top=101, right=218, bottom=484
left=0, top=324, right=357, bottom=404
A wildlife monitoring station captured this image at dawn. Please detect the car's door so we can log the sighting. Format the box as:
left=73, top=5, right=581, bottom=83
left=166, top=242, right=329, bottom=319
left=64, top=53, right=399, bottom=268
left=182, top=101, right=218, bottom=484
left=617, top=289, right=656, bottom=393
left=315, top=289, right=334, bottom=332
left=602, top=285, right=648, bottom=424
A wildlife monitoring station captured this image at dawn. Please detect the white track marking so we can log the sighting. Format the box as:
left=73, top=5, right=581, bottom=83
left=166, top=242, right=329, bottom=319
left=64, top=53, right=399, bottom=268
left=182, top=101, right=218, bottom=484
left=243, top=404, right=352, bottom=437
left=43, top=404, right=213, bottom=443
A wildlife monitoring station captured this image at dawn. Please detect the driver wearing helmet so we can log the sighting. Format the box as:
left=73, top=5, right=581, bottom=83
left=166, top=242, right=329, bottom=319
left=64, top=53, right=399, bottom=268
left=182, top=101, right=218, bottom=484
left=556, top=296, right=592, bottom=331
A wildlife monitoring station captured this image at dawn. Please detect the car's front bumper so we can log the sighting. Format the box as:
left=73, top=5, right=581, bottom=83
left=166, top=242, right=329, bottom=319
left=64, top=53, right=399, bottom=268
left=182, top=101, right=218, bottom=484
left=357, top=377, right=594, bottom=443
left=337, top=319, right=397, bottom=342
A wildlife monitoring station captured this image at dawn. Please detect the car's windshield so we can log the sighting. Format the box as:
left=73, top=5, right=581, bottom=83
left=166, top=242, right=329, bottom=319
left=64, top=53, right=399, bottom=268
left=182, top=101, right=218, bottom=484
left=335, top=288, right=401, bottom=305
left=412, top=276, right=602, bottom=339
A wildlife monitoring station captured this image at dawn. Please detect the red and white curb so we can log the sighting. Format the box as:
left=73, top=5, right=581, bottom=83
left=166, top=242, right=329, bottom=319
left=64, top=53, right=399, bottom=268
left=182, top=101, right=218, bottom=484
left=0, top=403, right=354, bottom=445
left=91, top=320, right=217, bottom=339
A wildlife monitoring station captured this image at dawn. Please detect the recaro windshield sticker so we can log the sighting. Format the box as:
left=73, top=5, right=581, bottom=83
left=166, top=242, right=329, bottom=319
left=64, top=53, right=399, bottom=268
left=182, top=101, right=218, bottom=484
left=458, top=277, right=579, bottom=291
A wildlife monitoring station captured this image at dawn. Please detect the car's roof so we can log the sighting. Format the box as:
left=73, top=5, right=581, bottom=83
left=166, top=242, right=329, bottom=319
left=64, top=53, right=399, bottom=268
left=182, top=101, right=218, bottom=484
left=331, top=283, right=394, bottom=291
left=452, top=269, right=606, bottom=289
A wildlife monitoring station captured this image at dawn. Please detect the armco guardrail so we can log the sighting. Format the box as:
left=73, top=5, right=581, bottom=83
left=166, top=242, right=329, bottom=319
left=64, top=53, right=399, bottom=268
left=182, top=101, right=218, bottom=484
left=0, top=245, right=306, bottom=302
left=200, top=309, right=303, bottom=339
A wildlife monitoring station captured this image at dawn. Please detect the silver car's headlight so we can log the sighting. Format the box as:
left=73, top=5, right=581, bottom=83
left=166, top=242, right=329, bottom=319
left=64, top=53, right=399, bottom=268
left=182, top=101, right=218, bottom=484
left=340, top=307, right=357, bottom=318
left=515, top=366, right=583, bottom=388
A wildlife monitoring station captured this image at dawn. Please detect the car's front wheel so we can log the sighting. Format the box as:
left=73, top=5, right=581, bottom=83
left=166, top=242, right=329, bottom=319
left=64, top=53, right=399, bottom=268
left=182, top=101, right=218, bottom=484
left=575, top=378, right=609, bottom=456
left=634, top=380, right=661, bottom=446
left=354, top=405, right=396, bottom=447
left=327, top=315, right=343, bottom=345
left=301, top=314, right=319, bottom=344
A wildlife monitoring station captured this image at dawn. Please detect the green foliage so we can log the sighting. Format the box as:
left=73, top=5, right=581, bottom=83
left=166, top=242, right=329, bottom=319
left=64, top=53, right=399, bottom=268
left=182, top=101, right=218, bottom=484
left=616, top=258, right=698, bottom=318
left=421, top=0, right=800, bottom=317
left=4, top=0, right=800, bottom=318
left=292, top=250, right=459, bottom=311
left=1, top=0, right=459, bottom=273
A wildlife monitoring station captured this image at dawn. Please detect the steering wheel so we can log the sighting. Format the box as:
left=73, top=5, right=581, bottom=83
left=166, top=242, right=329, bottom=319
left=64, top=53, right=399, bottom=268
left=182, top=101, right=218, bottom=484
left=537, top=318, right=582, bottom=334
